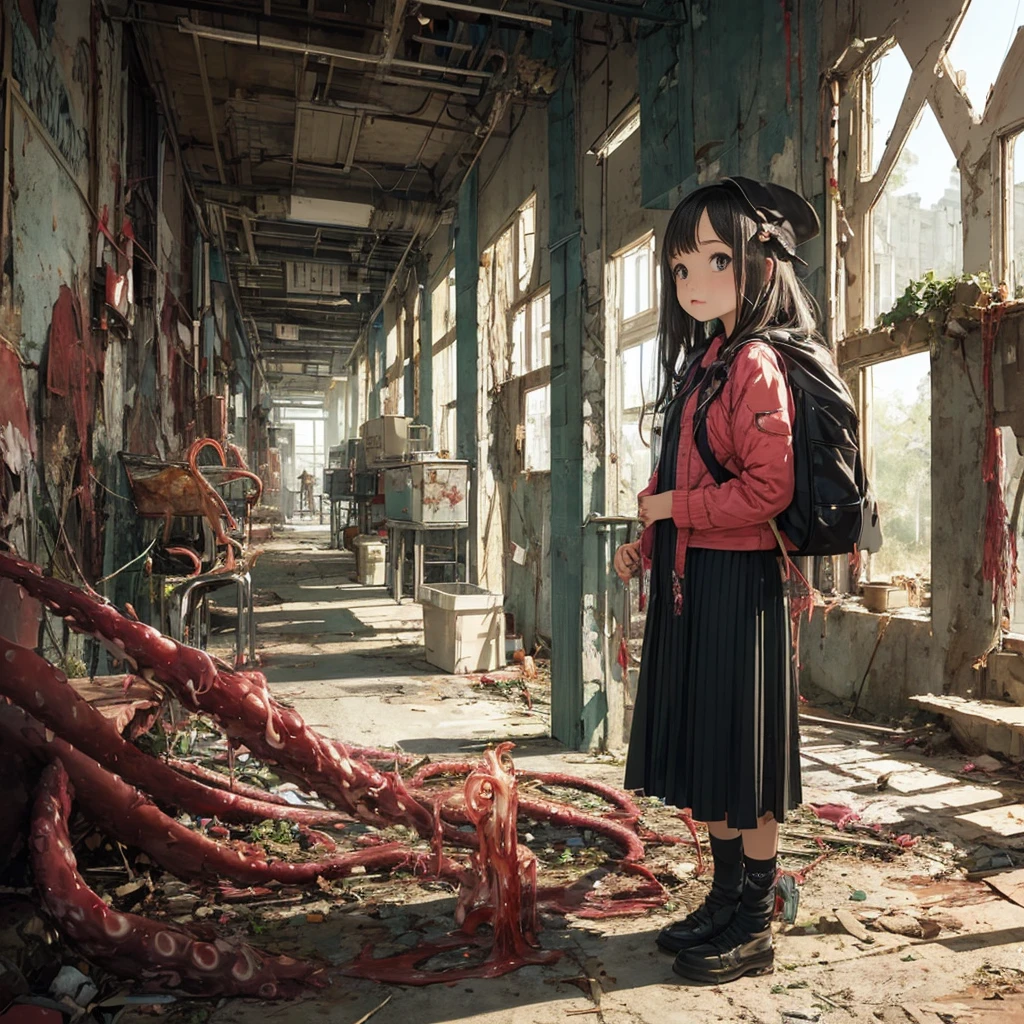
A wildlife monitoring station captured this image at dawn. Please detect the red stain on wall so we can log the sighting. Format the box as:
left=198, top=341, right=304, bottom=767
left=45, top=285, right=106, bottom=575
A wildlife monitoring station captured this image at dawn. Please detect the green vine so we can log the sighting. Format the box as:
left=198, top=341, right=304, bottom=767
left=875, top=270, right=993, bottom=328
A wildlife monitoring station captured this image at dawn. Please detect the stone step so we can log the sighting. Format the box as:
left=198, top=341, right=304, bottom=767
left=909, top=694, right=1024, bottom=758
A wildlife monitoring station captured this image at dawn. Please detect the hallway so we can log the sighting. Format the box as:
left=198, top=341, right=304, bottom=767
left=178, top=528, right=1024, bottom=1024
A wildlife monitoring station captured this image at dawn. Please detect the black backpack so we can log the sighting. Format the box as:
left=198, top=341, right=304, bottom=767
left=693, top=330, right=882, bottom=557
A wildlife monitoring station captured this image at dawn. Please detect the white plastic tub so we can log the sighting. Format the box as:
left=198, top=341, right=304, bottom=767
left=419, top=583, right=502, bottom=674
left=352, top=535, right=387, bottom=586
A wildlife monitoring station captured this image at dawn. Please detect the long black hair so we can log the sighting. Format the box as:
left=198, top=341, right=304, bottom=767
left=654, top=183, right=820, bottom=413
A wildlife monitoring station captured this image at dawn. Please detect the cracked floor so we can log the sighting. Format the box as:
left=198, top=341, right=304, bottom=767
left=189, top=526, right=1024, bottom=1024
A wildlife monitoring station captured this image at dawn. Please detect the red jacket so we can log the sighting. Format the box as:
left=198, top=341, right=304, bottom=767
left=638, top=335, right=796, bottom=577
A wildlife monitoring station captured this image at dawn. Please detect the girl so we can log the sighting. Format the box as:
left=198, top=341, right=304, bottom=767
left=613, top=177, right=820, bottom=984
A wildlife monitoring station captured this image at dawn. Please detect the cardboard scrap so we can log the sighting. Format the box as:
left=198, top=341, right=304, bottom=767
left=984, top=865, right=1024, bottom=908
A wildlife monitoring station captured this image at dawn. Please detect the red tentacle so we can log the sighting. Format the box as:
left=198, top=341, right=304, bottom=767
left=30, top=760, right=325, bottom=998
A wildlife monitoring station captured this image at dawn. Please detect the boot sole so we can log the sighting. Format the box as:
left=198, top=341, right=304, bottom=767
left=671, top=952, right=774, bottom=984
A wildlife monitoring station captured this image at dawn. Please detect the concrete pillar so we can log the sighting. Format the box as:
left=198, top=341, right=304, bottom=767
left=548, top=18, right=588, bottom=748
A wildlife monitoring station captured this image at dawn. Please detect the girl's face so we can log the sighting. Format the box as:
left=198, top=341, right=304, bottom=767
left=669, top=209, right=738, bottom=336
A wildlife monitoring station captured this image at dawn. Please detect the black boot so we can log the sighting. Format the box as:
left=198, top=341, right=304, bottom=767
left=672, top=855, right=777, bottom=983
left=656, top=834, right=744, bottom=955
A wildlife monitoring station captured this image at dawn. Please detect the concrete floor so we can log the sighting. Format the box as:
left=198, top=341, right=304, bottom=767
left=196, top=526, right=1024, bottom=1024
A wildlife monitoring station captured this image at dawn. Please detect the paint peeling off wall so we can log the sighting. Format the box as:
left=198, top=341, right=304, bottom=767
left=9, top=0, right=91, bottom=182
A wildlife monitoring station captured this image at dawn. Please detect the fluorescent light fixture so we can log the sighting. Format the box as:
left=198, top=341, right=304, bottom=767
left=255, top=194, right=374, bottom=228
left=589, top=99, right=641, bottom=161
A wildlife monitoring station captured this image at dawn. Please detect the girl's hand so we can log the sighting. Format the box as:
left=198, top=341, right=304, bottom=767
left=613, top=541, right=642, bottom=582
left=638, top=492, right=673, bottom=528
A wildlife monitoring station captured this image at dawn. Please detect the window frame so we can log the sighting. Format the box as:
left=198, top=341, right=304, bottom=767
left=431, top=259, right=457, bottom=455
left=607, top=232, right=660, bottom=515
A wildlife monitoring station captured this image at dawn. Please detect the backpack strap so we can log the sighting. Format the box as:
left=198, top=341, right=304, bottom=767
left=694, top=408, right=735, bottom=486
left=692, top=332, right=795, bottom=485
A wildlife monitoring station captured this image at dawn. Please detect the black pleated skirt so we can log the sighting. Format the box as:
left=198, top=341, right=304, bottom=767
left=623, top=545, right=802, bottom=830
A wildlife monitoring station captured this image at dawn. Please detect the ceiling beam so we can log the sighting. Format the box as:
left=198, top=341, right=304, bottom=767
left=378, top=0, right=409, bottom=81
left=178, top=18, right=494, bottom=79
left=191, top=31, right=227, bottom=184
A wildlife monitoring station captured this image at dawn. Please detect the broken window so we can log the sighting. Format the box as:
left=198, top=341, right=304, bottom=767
left=524, top=384, right=550, bottom=473
left=870, top=103, right=962, bottom=323
left=861, top=43, right=913, bottom=179
left=517, top=195, right=536, bottom=292
left=864, top=352, right=932, bottom=583
left=946, top=0, right=1024, bottom=119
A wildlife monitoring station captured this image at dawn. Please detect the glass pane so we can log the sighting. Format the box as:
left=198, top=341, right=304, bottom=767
left=864, top=44, right=913, bottom=178
left=447, top=269, right=456, bottom=331
left=872, top=102, right=961, bottom=322
left=617, top=416, right=653, bottom=513
left=525, top=385, right=551, bottom=472
left=432, top=276, right=448, bottom=340
left=518, top=197, right=536, bottom=292
left=621, top=337, right=658, bottom=411
left=1012, top=131, right=1024, bottom=295
left=621, top=239, right=654, bottom=320
left=511, top=306, right=526, bottom=377
left=529, top=291, right=550, bottom=369
left=868, top=352, right=931, bottom=582
left=947, top=0, right=1024, bottom=117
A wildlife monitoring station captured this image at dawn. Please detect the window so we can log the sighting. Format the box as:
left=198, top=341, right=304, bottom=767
left=861, top=44, right=912, bottom=180
left=524, top=384, right=550, bottom=473
left=510, top=289, right=551, bottom=376
left=431, top=262, right=457, bottom=454
left=481, top=195, right=540, bottom=386
left=517, top=195, right=536, bottom=292
left=864, top=352, right=931, bottom=582
left=433, top=338, right=457, bottom=455
left=621, top=236, right=656, bottom=321
left=1007, top=130, right=1024, bottom=294
left=608, top=233, right=659, bottom=514
left=528, top=290, right=550, bottom=370
left=870, top=103, right=962, bottom=323
left=618, top=337, right=659, bottom=503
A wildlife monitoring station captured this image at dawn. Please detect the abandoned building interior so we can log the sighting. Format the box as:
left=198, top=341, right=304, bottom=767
left=6, top=0, right=1024, bottom=1021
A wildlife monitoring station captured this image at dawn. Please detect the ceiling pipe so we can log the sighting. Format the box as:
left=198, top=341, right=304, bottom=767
left=420, top=2, right=552, bottom=27
left=529, top=0, right=686, bottom=23
left=177, top=18, right=494, bottom=79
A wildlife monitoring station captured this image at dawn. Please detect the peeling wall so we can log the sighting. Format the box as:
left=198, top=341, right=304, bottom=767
left=0, top=1, right=226, bottom=661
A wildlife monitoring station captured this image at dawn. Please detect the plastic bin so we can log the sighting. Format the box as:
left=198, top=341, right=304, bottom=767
left=419, top=583, right=502, bottom=674
left=353, top=535, right=387, bottom=586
